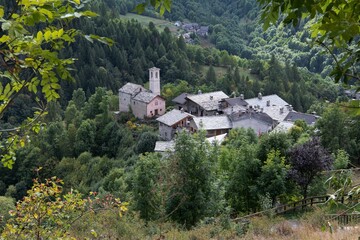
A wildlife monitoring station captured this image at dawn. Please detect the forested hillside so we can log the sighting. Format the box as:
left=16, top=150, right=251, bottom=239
left=164, top=0, right=334, bottom=76
left=50, top=0, right=339, bottom=114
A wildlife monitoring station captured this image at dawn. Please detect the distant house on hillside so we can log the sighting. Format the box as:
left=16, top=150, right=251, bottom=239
left=182, top=23, right=199, bottom=32
left=156, top=109, right=193, bottom=140
left=118, top=67, right=166, bottom=119
left=197, top=26, right=209, bottom=37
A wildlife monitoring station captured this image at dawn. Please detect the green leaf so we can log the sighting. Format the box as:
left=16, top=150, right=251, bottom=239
left=36, top=31, right=43, bottom=43
left=39, top=8, right=53, bottom=20
left=0, top=6, right=4, bottom=18
left=164, top=0, right=172, bottom=12
left=44, top=30, right=52, bottom=41
left=133, top=3, right=146, bottom=14
left=0, top=35, right=10, bottom=43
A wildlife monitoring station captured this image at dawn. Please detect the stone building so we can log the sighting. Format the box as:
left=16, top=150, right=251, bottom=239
left=118, top=67, right=165, bottom=119
left=156, top=109, right=193, bottom=140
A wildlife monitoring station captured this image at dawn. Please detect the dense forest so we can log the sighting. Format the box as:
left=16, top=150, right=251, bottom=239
left=1, top=0, right=360, bottom=238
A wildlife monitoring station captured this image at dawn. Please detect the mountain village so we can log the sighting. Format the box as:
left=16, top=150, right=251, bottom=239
left=118, top=67, right=319, bottom=152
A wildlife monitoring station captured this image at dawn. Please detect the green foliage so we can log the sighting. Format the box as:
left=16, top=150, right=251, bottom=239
left=135, top=0, right=172, bottom=16
left=133, top=153, right=162, bottom=221
left=288, top=137, right=333, bottom=199
left=0, top=0, right=108, bottom=168
left=333, top=149, right=350, bottom=170
left=257, top=150, right=289, bottom=205
left=257, top=132, right=292, bottom=162
left=316, top=105, right=349, bottom=153
left=258, top=0, right=360, bottom=84
left=1, top=177, right=127, bottom=239
left=226, top=143, right=261, bottom=213
left=167, top=131, right=213, bottom=228
left=136, top=131, right=159, bottom=154
left=0, top=196, right=15, bottom=229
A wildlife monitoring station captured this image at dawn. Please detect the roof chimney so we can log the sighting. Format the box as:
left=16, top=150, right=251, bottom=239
left=280, top=107, right=284, bottom=114
left=180, top=108, right=184, bottom=113
left=198, top=90, right=202, bottom=95
left=210, top=95, right=213, bottom=100
left=240, top=94, right=244, bottom=100
left=258, top=92, right=262, bottom=100
left=266, top=100, right=270, bottom=107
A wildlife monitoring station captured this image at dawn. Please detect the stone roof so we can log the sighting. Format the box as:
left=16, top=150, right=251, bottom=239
left=284, top=111, right=319, bottom=125
left=154, top=141, right=175, bottom=152
left=187, top=91, right=229, bottom=111
left=156, top=109, right=193, bottom=126
left=132, top=91, right=159, bottom=103
left=223, top=105, right=247, bottom=115
left=245, top=94, right=289, bottom=109
left=244, top=94, right=290, bottom=122
left=230, top=112, right=274, bottom=134
left=207, top=133, right=227, bottom=145
left=262, top=105, right=290, bottom=122
left=172, top=93, right=191, bottom=105
left=272, top=121, right=295, bottom=133
left=224, top=97, right=248, bottom=107
left=230, top=111, right=274, bottom=125
left=192, top=116, right=232, bottom=130
left=119, top=83, right=145, bottom=96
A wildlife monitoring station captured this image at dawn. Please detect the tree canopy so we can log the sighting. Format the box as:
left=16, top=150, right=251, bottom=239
left=258, top=0, right=360, bottom=85
left=0, top=0, right=111, bottom=168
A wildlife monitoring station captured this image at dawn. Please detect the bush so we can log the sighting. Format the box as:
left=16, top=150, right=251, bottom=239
left=0, top=196, right=15, bottom=229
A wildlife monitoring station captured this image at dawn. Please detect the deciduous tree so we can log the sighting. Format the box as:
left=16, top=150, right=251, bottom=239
left=288, top=137, right=333, bottom=199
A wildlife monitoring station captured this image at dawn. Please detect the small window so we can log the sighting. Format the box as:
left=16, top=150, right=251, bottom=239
left=155, top=72, right=158, bottom=78
left=165, top=132, right=167, bottom=136
left=155, top=100, right=158, bottom=106
left=151, top=72, right=153, bottom=78
left=133, top=101, right=135, bottom=104
left=160, top=109, right=162, bottom=111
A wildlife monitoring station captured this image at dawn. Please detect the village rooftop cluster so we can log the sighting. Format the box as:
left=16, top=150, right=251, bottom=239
left=118, top=68, right=319, bottom=152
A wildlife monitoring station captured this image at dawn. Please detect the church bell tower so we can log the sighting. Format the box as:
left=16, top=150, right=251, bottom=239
left=149, top=67, right=160, bottom=96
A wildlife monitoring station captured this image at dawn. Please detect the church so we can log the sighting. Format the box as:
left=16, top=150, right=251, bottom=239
left=118, top=67, right=166, bottom=119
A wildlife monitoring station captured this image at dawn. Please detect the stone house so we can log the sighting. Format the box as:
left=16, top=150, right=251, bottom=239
left=172, top=93, right=191, bottom=111
left=156, top=109, right=193, bottom=140
left=119, top=67, right=165, bottom=119
left=197, top=26, right=209, bottom=37
left=244, top=93, right=291, bottom=122
left=189, top=115, right=232, bottom=137
left=229, top=110, right=275, bottom=135
left=185, top=91, right=229, bottom=116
